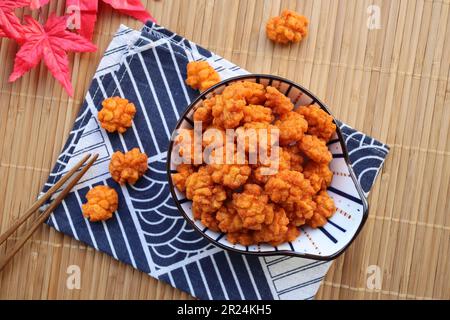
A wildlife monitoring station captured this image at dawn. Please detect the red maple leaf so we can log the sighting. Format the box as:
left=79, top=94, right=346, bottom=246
left=65, top=0, right=156, bottom=40
left=0, top=0, right=30, bottom=40
left=9, top=14, right=97, bottom=96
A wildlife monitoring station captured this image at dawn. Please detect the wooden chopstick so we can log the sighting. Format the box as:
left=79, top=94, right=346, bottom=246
left=0, top=153, right=99, bottom=271
left=0, top=154, right=92, bottom=246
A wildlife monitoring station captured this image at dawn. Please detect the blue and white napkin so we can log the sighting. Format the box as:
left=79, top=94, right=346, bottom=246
left=41, top=22, right=389, bottom=300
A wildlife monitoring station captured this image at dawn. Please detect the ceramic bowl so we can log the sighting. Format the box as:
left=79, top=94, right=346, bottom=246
left=167, top=74, right=368, bottom=261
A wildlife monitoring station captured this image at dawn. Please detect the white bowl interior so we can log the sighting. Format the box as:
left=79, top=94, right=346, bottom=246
left=169, top=76, right=366, bottom=258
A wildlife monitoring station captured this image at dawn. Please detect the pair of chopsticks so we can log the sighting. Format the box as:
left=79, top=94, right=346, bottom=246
left=0, top=153, right=99, bottom=271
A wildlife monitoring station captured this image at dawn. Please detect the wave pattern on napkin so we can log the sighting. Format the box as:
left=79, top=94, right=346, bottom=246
left=42, top=22, right=389, bottom=300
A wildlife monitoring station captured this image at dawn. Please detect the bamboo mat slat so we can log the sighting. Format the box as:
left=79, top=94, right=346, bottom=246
left=0, top=0, right=449, bottom=300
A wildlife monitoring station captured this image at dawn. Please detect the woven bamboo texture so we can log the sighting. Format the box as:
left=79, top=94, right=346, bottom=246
left=0, top=0, right=449, bottom=300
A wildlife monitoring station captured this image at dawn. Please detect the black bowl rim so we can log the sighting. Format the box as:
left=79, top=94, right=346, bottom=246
left=166, top=74, right=369, bottom=261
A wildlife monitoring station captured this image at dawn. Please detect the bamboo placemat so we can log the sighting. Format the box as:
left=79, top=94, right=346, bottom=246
left=0, top=0, right=448, bottom=300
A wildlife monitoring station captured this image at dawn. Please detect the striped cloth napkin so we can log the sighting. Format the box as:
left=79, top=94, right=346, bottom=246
left=41, top=22, right=389, bottom=300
